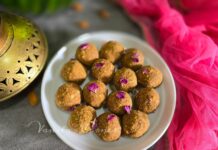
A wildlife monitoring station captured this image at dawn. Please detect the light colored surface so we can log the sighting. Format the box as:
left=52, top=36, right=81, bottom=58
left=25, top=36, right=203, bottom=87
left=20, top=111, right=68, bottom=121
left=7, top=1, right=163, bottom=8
left=41, top=31, right=176, bottom=150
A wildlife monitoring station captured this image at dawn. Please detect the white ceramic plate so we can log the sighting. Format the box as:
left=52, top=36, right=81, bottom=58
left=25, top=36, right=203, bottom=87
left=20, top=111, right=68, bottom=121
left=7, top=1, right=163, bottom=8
left=41, top=31, right=176, bottom=150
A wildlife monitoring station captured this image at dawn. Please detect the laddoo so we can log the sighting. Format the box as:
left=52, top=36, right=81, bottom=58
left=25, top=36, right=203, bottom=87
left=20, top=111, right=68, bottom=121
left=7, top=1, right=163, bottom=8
left=95, top=112, right=121, bottom=141
left=61, top=59, right=87, bottom=83
left=107, top=91, right=132, bottom=115
left=122, top=110, right=150, bottom=138
left=136, top=65, right=163, bottom=88
left=56, top=83, right=81, bottom=110
left=121, top=48, right=144, bottom=70
left=135, top=88, right=160, bottom=113
left=91, top=59, right=115, bottom=83
left=83, top=80, right=107, bottom=108
left=75, top=43, right=99, bottom=66
left=68, top=105, right=96, bottom=134
left=113, top=67, right=137, bottom=91
left=99, top=41, right=124, bottom=63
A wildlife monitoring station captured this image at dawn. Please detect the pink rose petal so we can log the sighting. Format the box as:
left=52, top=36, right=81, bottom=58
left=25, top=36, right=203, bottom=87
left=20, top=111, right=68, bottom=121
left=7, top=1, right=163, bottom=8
left=67, top=104, right=80, bottom=111
left=120, top=78, right=128, bottom=85
left=107, top=114, right=116, bottom=122
left=142, top=68, right=148, bottom=74
left=95, top=62, right=104, bottom=68
left=91, top=119, right=97, bottom=130
left=132, top=52, right=139, bottom=62
left=87, top=83, right=99, bottom=93
left=132, top=52, right=139, bottom=58
left=67, top=106, right=76, bottom=111
left=124, top=105, right=131, bottom=114
left=79, top=43, right=89, bottom=50
left=132, top=57, right=139, bottom=62
left=116, top=91, right=125, bottom=99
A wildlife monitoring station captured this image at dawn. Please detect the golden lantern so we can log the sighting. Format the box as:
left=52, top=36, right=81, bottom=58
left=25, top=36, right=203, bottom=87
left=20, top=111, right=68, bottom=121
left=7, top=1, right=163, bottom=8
left=0, top=11, right=48, bottom=101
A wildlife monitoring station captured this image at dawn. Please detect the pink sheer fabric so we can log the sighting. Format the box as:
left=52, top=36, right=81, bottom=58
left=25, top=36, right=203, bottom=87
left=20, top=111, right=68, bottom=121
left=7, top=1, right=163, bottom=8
left=119, top=0, right=218, bottom=149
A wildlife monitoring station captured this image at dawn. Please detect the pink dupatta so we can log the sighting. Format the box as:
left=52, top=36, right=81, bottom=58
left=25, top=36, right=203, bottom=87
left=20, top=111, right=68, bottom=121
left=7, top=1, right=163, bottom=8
left=119, top=0, right=218, bottom=149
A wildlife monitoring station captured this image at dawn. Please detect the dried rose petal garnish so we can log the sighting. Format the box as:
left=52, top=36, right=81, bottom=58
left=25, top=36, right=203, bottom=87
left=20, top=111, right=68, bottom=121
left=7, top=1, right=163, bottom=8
left=132, top=57, right=139, bottom=62
left=87, top=83, right=99, bottom=93
left=142, top=68, right=148, bottom=74
left=132, top=52, right=139, bottom=62
left=116, top=91, right=125, bottom=99
left=68, top=104, right=80, bottom=111
left=120, top=77, right=128, bottom=85
left=79, top=43, right=89, bottom=50
left=124, top=105, right=131, bottom=114
left=68, top=106, right=76, bottom=111
left=91, top=119, right=97, bottom=130
left=132, top=52, right=139, bottom=57
left=107, top=114, right=116, bottom=121
left=95, top=62, right=104, bottom=68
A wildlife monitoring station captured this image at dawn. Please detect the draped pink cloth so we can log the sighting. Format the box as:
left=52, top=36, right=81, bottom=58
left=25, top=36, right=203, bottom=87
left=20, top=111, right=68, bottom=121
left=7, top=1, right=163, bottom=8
left=119, top=0, right=218, bottom=149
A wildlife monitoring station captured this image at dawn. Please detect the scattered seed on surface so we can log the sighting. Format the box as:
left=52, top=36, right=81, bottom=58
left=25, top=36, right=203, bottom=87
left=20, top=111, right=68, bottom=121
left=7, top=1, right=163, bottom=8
left=71, top=2, right=84, bottom=12
left=27, top=90, right=39, bottom=106
left=98, top=9, right=111, bottom=19
left=77, top=20, right=90, bottom=29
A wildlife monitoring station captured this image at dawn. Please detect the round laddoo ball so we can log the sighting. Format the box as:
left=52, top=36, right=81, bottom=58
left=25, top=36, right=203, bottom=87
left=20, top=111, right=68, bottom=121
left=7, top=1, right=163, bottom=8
left=91, top=59, right=115, bottom=83
left=122, top=110, right=150, bottom=138
left=136, top=65, right=163, bottom=88
left=61, top=59, right=87, bottom=84
left=83, top=80, right=107, bottom=108
left=68, top=105, right=96, bottom=134
left=75, top=43, right=99, bottom=66
left=95, top=112, right=121, bottom=141
left=56, top=83, right=81, bottom=110
left=121, top=48, right=144, bottom=70
left=113, top=67, right=137, bottom=91
left=107, top=91, right=132, bottom=115
left=99, top=41, right=124, bottom=63
left=135, top=88, right=160, bottom=113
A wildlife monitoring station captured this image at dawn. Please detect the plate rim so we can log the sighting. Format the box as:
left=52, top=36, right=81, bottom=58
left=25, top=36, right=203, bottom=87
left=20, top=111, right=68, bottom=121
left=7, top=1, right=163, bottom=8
left=41, top=31, right=176, bottom=150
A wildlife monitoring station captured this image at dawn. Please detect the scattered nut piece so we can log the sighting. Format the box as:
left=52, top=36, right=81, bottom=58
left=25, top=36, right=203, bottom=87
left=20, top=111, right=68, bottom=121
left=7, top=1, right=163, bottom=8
left=77, top=20, right=90, bottom=29
left=27, top=90, right=39, bottom=106
left=98, top=9, right=111, bottom=19
left=71, top=2, right=84, bottom=12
